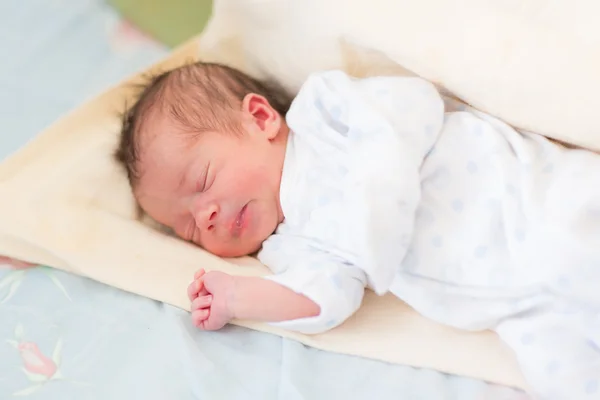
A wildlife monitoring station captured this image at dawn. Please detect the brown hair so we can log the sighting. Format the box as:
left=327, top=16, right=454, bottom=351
left=114, top=61, right=293, bottom=187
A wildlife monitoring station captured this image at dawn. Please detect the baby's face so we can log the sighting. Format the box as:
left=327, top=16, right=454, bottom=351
left=135, top=95, right=288, bottom=258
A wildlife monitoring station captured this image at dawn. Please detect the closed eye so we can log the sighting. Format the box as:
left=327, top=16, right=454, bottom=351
left=206, top=168, right=215, bottom=192
left=198, top=164, right=210, bottom=192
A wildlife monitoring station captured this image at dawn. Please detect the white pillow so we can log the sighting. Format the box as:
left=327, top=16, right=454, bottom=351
left=200, top=0, right=600, bottom=151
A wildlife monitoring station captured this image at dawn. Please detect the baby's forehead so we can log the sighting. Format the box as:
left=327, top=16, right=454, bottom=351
left=138, top=113, right=190, bottom=161
left=136, top=130, right=191, bottom=195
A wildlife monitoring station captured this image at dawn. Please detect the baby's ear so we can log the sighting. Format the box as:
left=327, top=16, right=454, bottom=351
left=242, top=93, right=280, bottom=138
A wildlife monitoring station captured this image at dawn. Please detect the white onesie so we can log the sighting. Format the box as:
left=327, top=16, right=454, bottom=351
left=256, top=70, right=600, bottom=399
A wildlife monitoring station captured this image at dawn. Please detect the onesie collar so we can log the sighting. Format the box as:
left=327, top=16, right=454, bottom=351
left=279, top=130, right=297, bottom=220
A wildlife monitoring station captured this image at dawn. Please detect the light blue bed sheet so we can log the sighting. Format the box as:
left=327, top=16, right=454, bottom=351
left=0, top=0, right=531, bottom=398
left=0, top=266, right=529, bottom=400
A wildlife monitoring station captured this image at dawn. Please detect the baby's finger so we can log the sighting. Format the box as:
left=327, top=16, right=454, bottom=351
left=194, top=269, right=206, bottom=280
left=191, top=309, right=210, bottom=327
left=192, top=295, right=213, bottom=310
left=188, top=270, right=207, bottom=300
left=187, top=278, right=206, bottom=300
left=187, top=281, right=198, bottom=301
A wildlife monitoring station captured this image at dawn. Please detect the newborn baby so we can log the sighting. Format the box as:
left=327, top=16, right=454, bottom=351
left=115, top=62, right=600, bottom=399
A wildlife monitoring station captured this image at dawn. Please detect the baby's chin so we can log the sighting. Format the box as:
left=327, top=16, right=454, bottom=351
left=210, top=219, right=278, bottom=258
left=192, top=217, right=278, bottom=259
left=204, top=239, right=264, bottom=259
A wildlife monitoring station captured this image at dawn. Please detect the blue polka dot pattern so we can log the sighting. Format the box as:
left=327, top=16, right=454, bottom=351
left=474, top=245, right=487, bottom=258
left=451, top=199, right=464, bottom=212
left=330, top=105, right=342, bottom=120
left=545, top=360, right=561, bottom=375
left=326, top=319, right=338, bottom=328
left=431, top=236, right=443, bottom=248
left=557, top=275, right=570, bottom=289
left=520, top=332, right=534, bottom=345
left=330, top=274, right=342, bottom=289
left=313, top=97, right=326, bottom=114
left=313, top=97, right=348, bottom=136
left=585, top=380, right=598, bottom=395
left=514, top=229, right=526, bottom=242
left=375, top=88, right=389, bottom=97
left=337, top=165, right=349, bottom=176
left=317, top=195, right=331, bottom=207
left=466, top=161, right=478, bottom=173
left=349, top=127, right=367, bottom=140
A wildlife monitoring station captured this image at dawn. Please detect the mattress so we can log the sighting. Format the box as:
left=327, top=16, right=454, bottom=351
left=0, top=1, right=529, bottom=398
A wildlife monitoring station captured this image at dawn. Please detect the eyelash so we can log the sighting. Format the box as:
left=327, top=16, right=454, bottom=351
left=198, top=166, right=210, bottom=192
left=189, top=164, right=211, bottom=242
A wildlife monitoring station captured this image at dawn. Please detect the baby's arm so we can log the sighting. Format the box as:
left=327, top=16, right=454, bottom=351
left=188, top=249, right=367, bottom=334
left=187, top=269, right=320, bottom=331
left=232, top=275, right=321, bottom=321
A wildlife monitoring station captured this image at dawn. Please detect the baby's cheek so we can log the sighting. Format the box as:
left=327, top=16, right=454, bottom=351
left=230, top=170, right=265, bottom=196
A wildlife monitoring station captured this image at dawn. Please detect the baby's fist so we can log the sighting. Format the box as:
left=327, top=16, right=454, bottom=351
left=187, top=269, right=235, bottom=331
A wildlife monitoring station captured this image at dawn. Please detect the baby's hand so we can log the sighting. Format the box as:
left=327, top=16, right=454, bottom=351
left=187, top=269, right=235, bottom=331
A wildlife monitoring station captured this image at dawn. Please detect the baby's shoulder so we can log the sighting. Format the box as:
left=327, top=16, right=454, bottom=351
left=257, top=229, right=338, bottom=272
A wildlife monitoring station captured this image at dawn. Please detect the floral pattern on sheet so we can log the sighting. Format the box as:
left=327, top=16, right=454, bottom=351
left=0, top=263, right=195, bottom=400
left=5, top=324, right=70, bottom=396
left=1, top=265, right=71, bottom=305
left=0, top=261, right=74, bottom=397
left=0, top=257, right=36, bottom=270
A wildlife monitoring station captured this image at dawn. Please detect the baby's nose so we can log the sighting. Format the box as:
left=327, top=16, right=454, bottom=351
left=196, top=204, right=219, bottom=232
